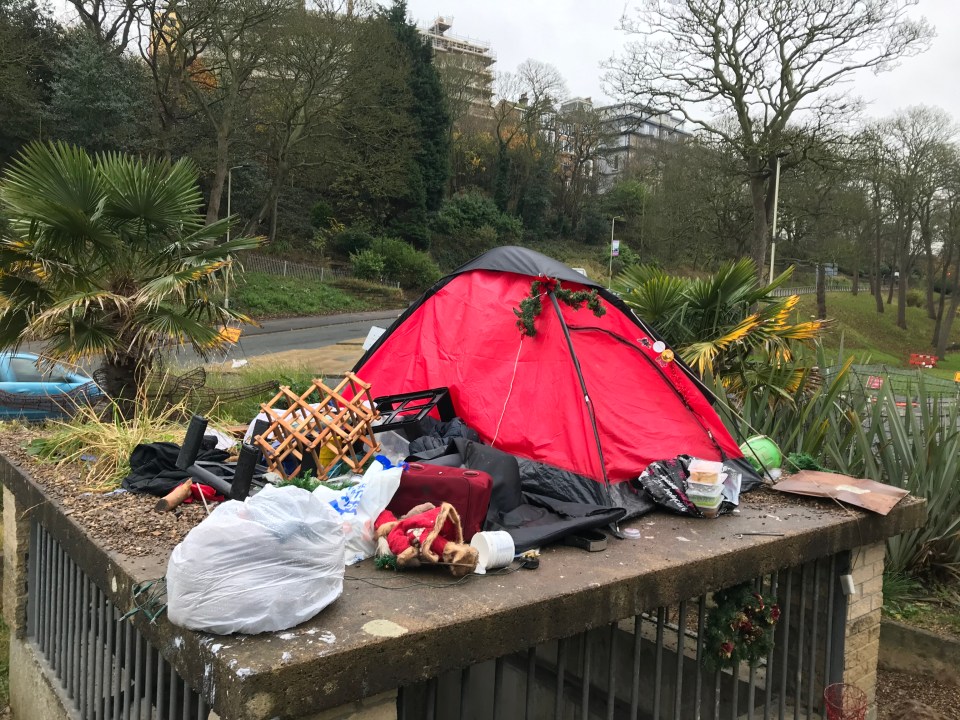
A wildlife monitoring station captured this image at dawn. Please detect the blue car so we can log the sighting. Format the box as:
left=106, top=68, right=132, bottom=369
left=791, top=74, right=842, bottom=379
left=0, top=352, right=102, bottom=421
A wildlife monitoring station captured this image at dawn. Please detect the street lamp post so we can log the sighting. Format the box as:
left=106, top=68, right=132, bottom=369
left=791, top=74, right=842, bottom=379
left=768, top=153, right=787, bottom=285
left=608, top=215, right=622, bottom=288
left=224, top=165, right=244, bottom=310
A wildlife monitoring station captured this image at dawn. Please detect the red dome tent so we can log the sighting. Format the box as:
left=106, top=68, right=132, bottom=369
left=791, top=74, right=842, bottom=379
left=354, top=246, right=746, bottom=514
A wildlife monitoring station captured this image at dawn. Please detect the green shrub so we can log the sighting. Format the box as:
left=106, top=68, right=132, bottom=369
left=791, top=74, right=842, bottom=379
left=370, top=236, right=441, bottom=290
left=429, top=192, right=523, bottom=271
left=331, top=228, right=374, bottom=258
left=829, top=379, right=960, bottom=579
left=432, top=191, right=522, bottom=240
left=310, top=200, right=335, bottom=229
left=576, top=203, right=609, bottom=245
left=711, top=349, right=960, bottom=580
left=905, top=289, right=924, bottom=308
left=430, top=224, right=499, bottom=272
left=350, top=249, right=386, bottom=281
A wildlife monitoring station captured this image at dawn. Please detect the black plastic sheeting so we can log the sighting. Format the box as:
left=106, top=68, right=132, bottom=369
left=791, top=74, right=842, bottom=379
left=448, top=440, right=624, bottom=552
left=121, top=440, right=231, bottom=496
left=517, top=457, right=656, bottom=521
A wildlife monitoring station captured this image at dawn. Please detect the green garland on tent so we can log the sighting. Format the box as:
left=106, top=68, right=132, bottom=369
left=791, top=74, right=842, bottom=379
left=703, top=583, right=780, bottom=671
left=514, top=278, right=605, bottom=337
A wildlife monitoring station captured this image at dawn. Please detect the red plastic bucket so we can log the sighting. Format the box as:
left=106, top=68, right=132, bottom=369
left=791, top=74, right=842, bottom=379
left=823, top=683, right=868, bottom=720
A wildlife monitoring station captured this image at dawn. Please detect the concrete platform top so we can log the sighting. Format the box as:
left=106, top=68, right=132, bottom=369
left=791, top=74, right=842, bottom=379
left=0, top=452, right=925, bottom=720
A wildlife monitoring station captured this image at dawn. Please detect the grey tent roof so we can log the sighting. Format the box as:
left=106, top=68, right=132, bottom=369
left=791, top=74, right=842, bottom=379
left=452, top=246, right=603, bottom=288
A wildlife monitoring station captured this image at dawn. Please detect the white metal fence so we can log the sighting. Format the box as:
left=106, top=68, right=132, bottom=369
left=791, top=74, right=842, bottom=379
left=241, top=254, right=351, bottom=282
left=769, top=280, right=852, bottom=298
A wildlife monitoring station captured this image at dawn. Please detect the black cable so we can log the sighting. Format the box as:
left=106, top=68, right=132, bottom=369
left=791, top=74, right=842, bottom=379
left=345, top=562, right=526, bottom=591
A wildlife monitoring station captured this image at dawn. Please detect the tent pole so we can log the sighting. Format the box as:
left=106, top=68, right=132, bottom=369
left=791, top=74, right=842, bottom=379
left=547, top=292, right=615, bottom=512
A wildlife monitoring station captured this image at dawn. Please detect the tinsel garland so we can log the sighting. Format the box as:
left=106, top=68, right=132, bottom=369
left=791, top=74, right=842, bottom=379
left=703, top=583, right=780, bottom=671
left=513, top=278, right=605, bottom=337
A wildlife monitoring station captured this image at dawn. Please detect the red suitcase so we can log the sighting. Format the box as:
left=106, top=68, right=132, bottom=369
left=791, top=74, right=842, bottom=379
left=388, top=463, right=493, bottom=539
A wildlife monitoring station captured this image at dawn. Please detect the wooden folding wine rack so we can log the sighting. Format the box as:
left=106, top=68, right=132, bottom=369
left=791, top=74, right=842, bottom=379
left=253, top=373, right=380, bottom=480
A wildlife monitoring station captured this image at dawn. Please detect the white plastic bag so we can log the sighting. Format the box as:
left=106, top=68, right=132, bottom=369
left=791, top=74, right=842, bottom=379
left=166, top=484, right=345, bottom=635
left=313, top=459, right=402, bottom=566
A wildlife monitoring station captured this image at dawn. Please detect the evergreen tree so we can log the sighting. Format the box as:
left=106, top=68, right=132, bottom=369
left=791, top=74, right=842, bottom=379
left=382, top=1, right=450, bottom=236
left=0, top=0, right=62, bottom=164
left=50, top=30, right=152, bottom=154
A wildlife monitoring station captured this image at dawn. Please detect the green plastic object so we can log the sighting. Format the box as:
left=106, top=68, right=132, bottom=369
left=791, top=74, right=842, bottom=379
left=739, top=435, right=782, bottom=471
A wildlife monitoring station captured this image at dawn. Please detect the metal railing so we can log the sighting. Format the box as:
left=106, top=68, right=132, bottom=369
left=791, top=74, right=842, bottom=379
left=242, top=253, right=402, bottom=289
left=27, top=521, right=208, bottom=720
left=399, top=553, right=847, bottom=720
left=769, top=281, right=852, bottom=298
left=242, top=253, right=351, bottom=282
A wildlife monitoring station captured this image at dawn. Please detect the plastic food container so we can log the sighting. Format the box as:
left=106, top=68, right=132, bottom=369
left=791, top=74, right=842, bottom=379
left=688, top=474, right=727, bottom=495
left=688, top=458, right=724, bottom=485
left=687, top=482, right=723, bottom=518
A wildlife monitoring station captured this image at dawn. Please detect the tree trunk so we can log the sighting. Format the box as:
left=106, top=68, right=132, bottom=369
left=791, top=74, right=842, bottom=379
left=897, top=247, right=908, bottom=330
left=852, top=264, right=859, bottom=296
left=816, top=263, right=827, bottom=320
left=268, top=192, right=279, bottom=244
left=932, top=237, right=954, bottom=348
left=873, top=219, right=884, bottom=314
left=252, top=162, right=287, bottom=241
left=936, top=246, right=960, bottom=357
left=936, top=293, right=960, bottom=358
left=920, top=198, right=936, bottom=320
left=96, top=353, right=150, bottom=419
left=925, top=260, right=936, bottom=318
left=749, top=175, right=769, bottom=279
left=887, top=273, right=895, bottom=305
left=494, top=142, right=510, bottom=212
left=206, top=128, right=231, bottom=225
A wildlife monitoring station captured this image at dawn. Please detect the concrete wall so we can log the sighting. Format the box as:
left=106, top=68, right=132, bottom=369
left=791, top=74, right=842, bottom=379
left=843, top=542, right=886, bottom=720
left=879, top=618, right=960, bottom=685
left=210, top=691, right=397, bottom=720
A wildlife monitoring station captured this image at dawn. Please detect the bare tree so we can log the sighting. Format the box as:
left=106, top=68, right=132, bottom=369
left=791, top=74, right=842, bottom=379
left=872, top=107, right=955, bottom=329
left=554, top=102, right=613, bottom=226
left=247, top=2, right=355, bottom=241
left=934, top=150, right=960, bottom=356
left=491, top=59, right=566, bottom=211
left=63, top=0, right=146, bottom=51
left=610, top=0, right=932, bottom=277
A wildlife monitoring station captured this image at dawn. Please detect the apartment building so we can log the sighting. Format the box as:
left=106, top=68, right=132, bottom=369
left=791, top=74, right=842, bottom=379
left=420, top=16, right=496, bottom=115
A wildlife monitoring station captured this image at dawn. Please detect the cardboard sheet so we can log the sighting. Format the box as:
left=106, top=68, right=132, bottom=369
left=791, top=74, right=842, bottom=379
left=772, top=470, right=908, bottom=515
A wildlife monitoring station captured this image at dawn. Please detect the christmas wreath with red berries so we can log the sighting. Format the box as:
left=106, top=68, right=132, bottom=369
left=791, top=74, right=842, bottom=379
left=514, top=278, right=605, bottom=337
left=703, top=583, right=780, bottom=671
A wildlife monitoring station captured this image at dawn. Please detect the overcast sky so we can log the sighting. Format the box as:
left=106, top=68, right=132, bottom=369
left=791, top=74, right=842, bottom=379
left=404, top=0, right=960, bottom=123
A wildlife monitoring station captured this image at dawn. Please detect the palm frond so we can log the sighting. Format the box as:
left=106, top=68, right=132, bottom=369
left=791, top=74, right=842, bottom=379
left=136, top=261, right=228, bottom=304
left=127, top=305, right=223, bottom=352
left=97, top=153, right=205, bottom=232
left=1, top=141, right=118, bottom=260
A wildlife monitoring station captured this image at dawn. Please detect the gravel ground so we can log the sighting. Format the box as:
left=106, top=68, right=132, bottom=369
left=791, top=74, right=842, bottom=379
left=0, top=427, right=210, bottom=558
left=877, top=669, right=960, bottom=719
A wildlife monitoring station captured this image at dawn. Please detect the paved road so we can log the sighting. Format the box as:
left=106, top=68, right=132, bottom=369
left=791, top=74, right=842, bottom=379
left=178, top=309, right=404, bottom=363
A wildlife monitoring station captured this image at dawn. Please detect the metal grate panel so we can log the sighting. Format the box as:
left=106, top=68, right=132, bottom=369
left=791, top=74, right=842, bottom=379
left=27, top=521, right=210, bottom=720
left=400, top=553, right=848, bottom=720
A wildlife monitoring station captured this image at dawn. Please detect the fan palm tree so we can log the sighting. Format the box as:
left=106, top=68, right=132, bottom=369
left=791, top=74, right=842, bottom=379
left=0, top=141, right=263, bottom=408
left=614, top=259, right=827, bottom=394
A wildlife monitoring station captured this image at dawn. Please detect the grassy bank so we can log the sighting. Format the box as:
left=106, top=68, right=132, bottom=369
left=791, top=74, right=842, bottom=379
left=797, top=291, right=960, bottom=375
left=229, top=272, right=406, bottom=319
